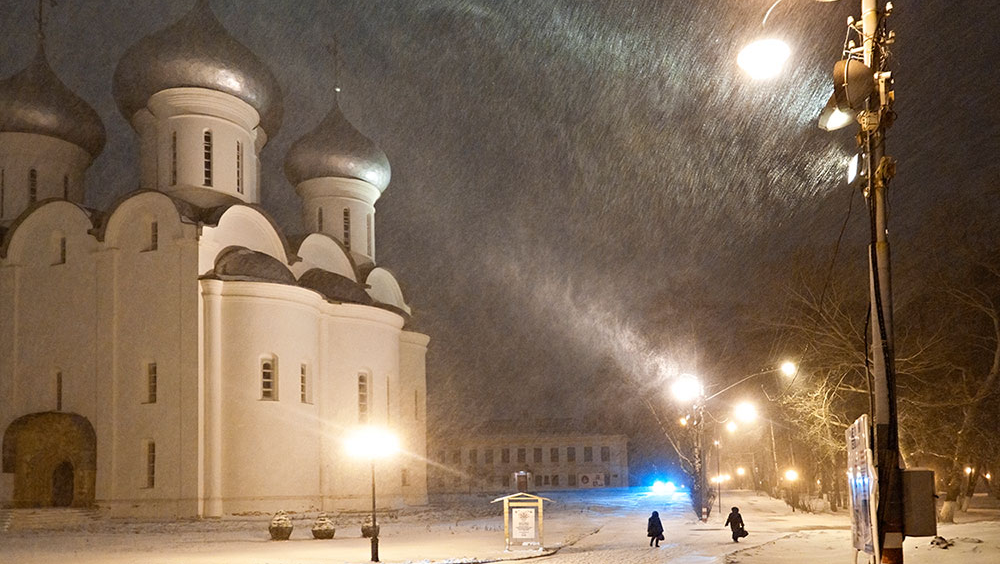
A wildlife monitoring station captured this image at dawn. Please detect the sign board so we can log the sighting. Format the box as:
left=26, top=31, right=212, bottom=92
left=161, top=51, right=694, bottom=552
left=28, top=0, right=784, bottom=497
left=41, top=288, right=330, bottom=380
left=846, top=415, right=877, bottom=556
left=491, top=492, right=552, bottom=551
left=511, top=507, right=536, bottom=539
left=579, top=473, right=605, bottom=487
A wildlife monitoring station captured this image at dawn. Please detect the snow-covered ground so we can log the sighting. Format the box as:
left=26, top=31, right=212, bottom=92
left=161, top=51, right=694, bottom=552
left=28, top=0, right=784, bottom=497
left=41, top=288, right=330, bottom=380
left=2, top=489, right=998, bottom=563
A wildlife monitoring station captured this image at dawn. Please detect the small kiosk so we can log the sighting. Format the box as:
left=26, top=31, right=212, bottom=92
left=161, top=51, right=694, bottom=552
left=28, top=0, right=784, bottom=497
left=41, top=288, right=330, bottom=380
left=491, top=492, right=552, bottom=551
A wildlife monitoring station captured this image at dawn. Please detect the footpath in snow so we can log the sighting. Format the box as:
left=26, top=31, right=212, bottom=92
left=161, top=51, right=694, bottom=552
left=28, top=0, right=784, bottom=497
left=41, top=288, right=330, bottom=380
left=1, top=488, right=998, bottom=563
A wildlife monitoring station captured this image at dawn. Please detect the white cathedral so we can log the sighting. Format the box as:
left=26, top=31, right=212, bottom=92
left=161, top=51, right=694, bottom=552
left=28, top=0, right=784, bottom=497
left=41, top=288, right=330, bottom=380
left=0, top=0, right=429, bottom=518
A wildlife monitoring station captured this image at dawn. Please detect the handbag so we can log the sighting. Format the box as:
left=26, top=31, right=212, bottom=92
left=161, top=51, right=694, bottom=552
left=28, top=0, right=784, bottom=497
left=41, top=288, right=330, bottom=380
left=737, top=527, right=749, bottom=538
left=657, top=533, right=665, bottom=541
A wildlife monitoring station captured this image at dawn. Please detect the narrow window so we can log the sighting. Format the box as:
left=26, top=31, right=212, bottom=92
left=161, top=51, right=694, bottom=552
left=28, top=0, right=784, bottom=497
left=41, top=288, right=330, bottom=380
left=401, top=468, right=410, bottom=486
left=261, top=358, right=276, bottom=400
left=317, top=207, right=324, bottom=231
left=1, top=168, right=5, bottom=216
left=534, top=447, right=542, bottom=463
left=203, top=130, right=213, bottom=186
left=501, top=448, right=510, bottom=464
left=54, top=237, right=66, bottom=265
left=551, top=447, right=560, bottom=463
left=502, top=474, right=511, bottom=487
left=236, top=141, right=243, bottom=194
left=469, top=449, right=478, bottom=465
left=147, top=362, right=157, bottom=403
left=601, top=446, right=610, bottom=462
left=568, top=474, right=577, bottom=486
left=552, top=474, right=560, bottom=486
left=56, top=370, right=63, bottom=411
left=170, top=132, right=177, bottom=185
left=386, top=381, right=391, bottom=424
left=567, top=447, right=576, bottom=462
left=414, top=390, right=419, bottom=419
left=145, top=441, right=156, bottom=488
left=62, top=175, right=69, bottom=199
left=29, top=169, right=37, bottom=203
left=366, top=213, right=373, bottom=256
left=451, top=450, right=461, bottom=464
left=544, top=475, right=550, bottom=486
left=147, top=221, right=158, bottom=251
left=358, top=372, right=368, bottom=422
left=517, top=448, right=526, bottom=463
left=485, top=449, right=494, bottom=464
left=534, top=474, right=542, bottom=487
left=300, top=364, right=308, bottom=403
left=342, top=208, right=351, bottom=250
left=584, top=446, right=593, bottom=462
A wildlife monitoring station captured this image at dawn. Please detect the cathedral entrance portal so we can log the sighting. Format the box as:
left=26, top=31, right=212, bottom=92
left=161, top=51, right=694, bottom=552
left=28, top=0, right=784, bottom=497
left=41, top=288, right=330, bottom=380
left=52, top=460, right=75, bottom=507
left=2, top=412, right=96, bottom=508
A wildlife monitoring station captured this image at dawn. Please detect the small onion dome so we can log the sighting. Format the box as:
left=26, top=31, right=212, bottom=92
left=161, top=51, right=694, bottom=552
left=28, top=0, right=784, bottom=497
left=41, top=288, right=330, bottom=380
left=298, top=268, right=374, bottom=305
left=212, top=247, right=296, bottom=285
left=0, top=46, right=106, bottom=158
left=283, top=100, right=391, bottom=191
left=112, top=0, right=283, bottom=135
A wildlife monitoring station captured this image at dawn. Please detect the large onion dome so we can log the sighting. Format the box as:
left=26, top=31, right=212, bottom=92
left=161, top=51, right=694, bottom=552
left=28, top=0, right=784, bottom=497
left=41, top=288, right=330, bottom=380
left=112, top=0, right=282, bottom=135
left=283, top=99, right=391, bottom=191
left=0, top=45, right=106, bottom=158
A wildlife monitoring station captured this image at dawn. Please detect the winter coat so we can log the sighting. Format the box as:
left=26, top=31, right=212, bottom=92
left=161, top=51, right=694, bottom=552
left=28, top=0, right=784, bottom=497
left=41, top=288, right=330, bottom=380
left=647, top=513, right=664, bottom=537
left=724, top=510, right=744, bottom=531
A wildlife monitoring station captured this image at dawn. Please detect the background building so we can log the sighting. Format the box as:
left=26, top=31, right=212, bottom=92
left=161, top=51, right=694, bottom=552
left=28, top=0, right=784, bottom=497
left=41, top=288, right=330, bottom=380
left=0, top=1, right=427, bottom=518
left=429, top=419, right=629, bottom=495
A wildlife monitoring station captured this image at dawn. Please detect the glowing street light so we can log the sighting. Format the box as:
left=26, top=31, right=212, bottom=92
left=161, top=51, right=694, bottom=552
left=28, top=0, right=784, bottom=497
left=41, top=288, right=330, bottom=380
left=736, top=467, right=746, bottom=476
left=725, top=421, right=739, bottom=434
left=780, top=361, right=798, bottom=377
left=785, top=469, right=800, bottom=482
left=737, top=38, right=791, bottom=80
left=733, top=401, right=758, bottom=423
left=345, top=426, right=400, bottom=562
left=671, top=374, right=703, bottom=403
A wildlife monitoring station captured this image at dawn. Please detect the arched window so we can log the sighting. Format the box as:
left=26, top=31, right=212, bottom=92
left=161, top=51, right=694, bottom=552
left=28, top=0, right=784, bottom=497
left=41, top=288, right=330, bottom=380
left=29, top=169, right=37, bottom=203
left=343, top=208, right=351, bottom=250
left=358, top=372, right=369, bottom=423
left=300, top=363, right=309, bottom=403
left=63, top=175, right=69, bottom=199
left=53, top=237, right=66, bottom=265
left=236, top=141, right=244, bottom=194
left=261, top=357, right=277, bottom=400
left=317, top=207, right=324, bottom=231
left=170, top=132, right=178, bottom=185
left=203, top=130, right=213, bottom=187
left=149, top=221, right=158, bottom=251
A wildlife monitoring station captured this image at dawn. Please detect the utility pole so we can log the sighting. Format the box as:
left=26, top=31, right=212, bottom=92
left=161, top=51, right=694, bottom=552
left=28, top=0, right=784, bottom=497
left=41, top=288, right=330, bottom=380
left=858, top=1, right=903, bottom=562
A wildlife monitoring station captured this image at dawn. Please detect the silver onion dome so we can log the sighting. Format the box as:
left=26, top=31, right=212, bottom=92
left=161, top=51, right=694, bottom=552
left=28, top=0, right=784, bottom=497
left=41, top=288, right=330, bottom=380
left=112, top=0, right=282, bottom=135
left=0, top=45, right=106, bottom=158
left=284, top=99, right=391, bottom=191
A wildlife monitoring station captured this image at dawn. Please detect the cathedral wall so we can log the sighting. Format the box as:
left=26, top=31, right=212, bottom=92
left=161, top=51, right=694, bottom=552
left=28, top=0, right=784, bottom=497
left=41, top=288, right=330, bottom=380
left=0, top=133, right=91, bottom=222
left=318, top=304, right=407, bottom=511
left=215, top=282, right=324, bottom=514
left=97, top=193, right=202, bottom=517
left=399, top=331, right=430, bottom=506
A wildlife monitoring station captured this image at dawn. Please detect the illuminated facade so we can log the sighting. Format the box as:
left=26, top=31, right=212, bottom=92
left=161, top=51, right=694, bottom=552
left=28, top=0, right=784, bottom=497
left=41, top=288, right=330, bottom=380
left=0, top=1, right=428, bottom=518
left=429, top=431, right=629, bottom=495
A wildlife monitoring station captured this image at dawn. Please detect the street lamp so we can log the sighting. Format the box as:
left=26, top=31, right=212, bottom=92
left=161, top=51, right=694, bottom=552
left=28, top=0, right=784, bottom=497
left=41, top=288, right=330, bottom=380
left=345, top=426, right=400, bottom=562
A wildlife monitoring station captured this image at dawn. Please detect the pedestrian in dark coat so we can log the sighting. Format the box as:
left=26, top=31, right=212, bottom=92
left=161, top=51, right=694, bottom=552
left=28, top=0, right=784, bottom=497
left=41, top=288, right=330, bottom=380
left=647, top=510, right=664, bottom=547
left=724, top=506, right=746, bottom=542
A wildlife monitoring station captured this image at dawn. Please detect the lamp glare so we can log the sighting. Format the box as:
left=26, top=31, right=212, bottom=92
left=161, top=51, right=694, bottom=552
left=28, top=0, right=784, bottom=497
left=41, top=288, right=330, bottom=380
left=737, top=39, right=791, bottom=80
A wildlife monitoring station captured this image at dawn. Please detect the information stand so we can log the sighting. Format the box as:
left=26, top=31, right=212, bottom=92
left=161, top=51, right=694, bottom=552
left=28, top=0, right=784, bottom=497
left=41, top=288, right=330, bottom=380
left=490, top=492, right=552, bottom=551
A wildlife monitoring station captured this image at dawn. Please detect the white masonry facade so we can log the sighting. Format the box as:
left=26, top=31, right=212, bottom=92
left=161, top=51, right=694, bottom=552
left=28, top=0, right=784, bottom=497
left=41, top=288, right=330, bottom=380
left=0, top=1, right=428, bottom=518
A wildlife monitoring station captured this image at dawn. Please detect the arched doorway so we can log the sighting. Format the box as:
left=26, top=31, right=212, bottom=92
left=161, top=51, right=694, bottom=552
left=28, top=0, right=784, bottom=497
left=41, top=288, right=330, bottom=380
left=2, top=412, right=96, bottom=508
left=52, top=460, right=75, bottom=507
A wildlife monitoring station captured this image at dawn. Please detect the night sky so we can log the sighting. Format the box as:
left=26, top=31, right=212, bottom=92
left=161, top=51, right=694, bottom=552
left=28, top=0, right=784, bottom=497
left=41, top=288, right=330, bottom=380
left=2, top=1, right=998, bottom=446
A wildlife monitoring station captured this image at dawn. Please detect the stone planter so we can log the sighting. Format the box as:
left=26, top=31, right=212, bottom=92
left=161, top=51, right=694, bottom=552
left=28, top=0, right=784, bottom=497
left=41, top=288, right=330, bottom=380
left=269, top=511, right=293, bottom=541
left=311, top=513, right=336, bottom=539
left=361, top=515, right=379, bottom=538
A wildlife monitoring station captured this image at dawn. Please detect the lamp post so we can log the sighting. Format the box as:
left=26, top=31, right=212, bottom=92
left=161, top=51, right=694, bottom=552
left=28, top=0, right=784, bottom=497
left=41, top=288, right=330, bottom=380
left=345, top=426, right=400, bottom=563
left=738, top=1, right=902, bottom=560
